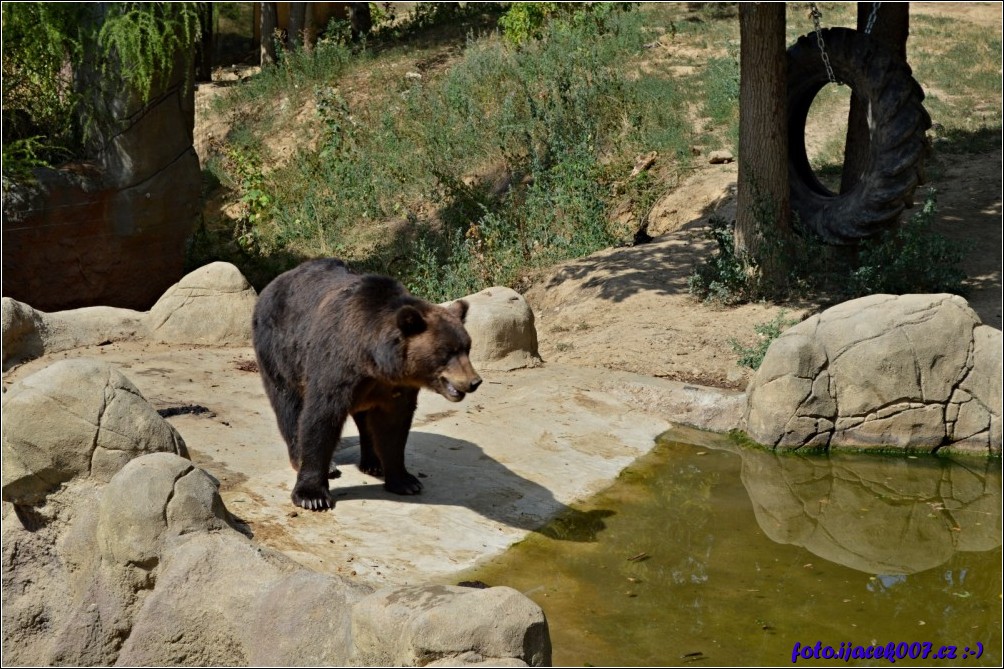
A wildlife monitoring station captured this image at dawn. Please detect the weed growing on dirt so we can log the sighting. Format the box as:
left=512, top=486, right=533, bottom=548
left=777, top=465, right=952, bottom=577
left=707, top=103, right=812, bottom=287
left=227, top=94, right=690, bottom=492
left=202, top=4, right=692, bottom=301
left=729, top=311, right=799, bottom=370
left=687, top=216, right=750, bottom=304
left=849, top=191, right=968, bottom=296
left=702, top=47, right=740, bottom=150
left=690, top=191, right=968, bottom=306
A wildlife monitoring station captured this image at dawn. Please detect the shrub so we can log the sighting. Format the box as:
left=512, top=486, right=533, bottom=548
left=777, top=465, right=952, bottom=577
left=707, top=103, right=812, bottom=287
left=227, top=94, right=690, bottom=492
left=849, top=191, right=968, bottom=296
left=729, top=311, right=799, bottom=370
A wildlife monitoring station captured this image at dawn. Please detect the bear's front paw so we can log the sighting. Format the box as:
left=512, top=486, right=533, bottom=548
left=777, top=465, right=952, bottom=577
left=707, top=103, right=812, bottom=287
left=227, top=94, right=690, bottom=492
left=292, top=481, right=333, bottom=511
left=385, top=472, right=423, bottom=495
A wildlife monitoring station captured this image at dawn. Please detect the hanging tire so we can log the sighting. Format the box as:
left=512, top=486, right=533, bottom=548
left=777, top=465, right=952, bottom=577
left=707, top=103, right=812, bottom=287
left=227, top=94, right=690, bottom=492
left=787, top=27, right=931, bottom=244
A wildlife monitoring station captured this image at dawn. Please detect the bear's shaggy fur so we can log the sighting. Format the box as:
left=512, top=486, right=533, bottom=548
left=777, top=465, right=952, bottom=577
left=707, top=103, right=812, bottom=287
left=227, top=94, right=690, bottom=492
left=252, top=259, right=482, bottom=510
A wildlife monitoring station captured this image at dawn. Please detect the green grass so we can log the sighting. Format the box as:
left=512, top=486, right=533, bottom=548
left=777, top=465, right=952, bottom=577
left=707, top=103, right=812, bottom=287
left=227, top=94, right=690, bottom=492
left=195, top=2, right=998, bottom=304
left=198, top=4, right=695, bottom=300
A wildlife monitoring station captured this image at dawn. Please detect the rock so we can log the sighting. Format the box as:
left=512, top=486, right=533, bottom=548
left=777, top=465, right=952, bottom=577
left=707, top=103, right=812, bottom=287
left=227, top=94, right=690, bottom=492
left=745, top=294, right=1002, bottom=454
left=708, top=149, right=734, bottom=164
left=147, top=262, right=258, bottom=345
left=96, top=453, right=233, bottom=568
left=448, top=287, right=542, bottom=371
left=1, top=297, right=43, bottom=370
left=1, top=359, right=187, bottom=505
left=351, top=584, right=551, bottom=666
left=1, top=361, right=553, bottom=666
left=630, top=150, right=657, bottom=177
left=1, top=297, right=148, bottom=371
left=117, top=531, right=369, bottom=666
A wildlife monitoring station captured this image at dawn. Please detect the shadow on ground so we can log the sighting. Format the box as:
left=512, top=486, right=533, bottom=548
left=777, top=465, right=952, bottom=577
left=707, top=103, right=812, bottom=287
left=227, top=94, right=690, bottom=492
left=332, top=432, right=616, bottom=543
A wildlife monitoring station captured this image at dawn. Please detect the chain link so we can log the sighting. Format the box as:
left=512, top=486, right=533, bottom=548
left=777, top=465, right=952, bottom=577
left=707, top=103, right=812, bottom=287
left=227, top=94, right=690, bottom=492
left=809, top=2, right=840, bottom=85
left=865, top=2, right=882, bottom=35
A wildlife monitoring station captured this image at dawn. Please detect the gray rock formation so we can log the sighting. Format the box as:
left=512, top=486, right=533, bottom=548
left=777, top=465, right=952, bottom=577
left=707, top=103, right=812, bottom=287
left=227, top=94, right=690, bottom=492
left=2, top=297, right=147, bottom=371
left=2, top=262, right=258, bottom=370
left=448, top=287, right=542, bottom=371
left=1, top=359, right=187, bottom=505
left=745, top=294, right=1002, bottom=455
left=2, top=361, right=551, bottom=666
left=147, top=261, right=258, bottom=345
left=352, top=584, right=551, bottom=666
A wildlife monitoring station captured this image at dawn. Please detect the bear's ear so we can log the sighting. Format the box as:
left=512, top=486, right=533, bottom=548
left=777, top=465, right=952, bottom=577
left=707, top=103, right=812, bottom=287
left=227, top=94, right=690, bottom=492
left=448, top=299, right=469, bottom=323
left=397, top=305, right=427, bottom=336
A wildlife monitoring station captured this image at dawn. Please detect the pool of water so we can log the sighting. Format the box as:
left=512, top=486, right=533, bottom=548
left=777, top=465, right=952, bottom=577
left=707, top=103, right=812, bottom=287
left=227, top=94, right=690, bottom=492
left=458, top=427, right=1002, bottom=666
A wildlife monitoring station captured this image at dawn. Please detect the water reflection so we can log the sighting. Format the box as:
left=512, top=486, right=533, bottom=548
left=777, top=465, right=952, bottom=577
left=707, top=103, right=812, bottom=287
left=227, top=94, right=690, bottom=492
left=737, top=447, right=1002, bottom=575
left=461, top=427, right=1002, bottom=666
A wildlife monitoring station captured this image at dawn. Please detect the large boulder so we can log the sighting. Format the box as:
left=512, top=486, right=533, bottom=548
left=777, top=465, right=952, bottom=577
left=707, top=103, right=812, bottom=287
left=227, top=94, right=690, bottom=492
left=745, top=294, right=1002, bottom=455
left=352, top=584, right=552, bottom=666
left=448, top=287, right=542, bottom=371
left=2, top=361, right=553, bottom=666
left=1, top=297, right=44, bottom=370
left=147, top=262, right=257, bottom=345
left=1, top=359, right=187, bottom=505
left=1, top=297, right=147, bottom=371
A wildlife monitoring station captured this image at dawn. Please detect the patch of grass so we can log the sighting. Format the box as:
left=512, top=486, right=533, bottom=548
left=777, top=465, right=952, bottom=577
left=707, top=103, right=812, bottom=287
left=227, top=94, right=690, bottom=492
left=849, top=191, right=968, bottom=296
left=689, top=192, right=968, bottom=306
left=204, top=4, right=693, bottom=301
left=729, top=311, right=799, bottom=370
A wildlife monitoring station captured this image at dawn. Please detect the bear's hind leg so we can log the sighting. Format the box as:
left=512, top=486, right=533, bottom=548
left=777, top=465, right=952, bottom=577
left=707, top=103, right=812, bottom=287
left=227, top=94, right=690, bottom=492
left=273, top=385, right=304, bottom=467
left=363, top=390, right=422, bottom=495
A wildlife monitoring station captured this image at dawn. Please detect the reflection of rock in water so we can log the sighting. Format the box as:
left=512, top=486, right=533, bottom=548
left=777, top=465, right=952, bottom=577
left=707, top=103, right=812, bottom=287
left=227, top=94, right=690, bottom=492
left=739, top=449, right=1002, bottom=575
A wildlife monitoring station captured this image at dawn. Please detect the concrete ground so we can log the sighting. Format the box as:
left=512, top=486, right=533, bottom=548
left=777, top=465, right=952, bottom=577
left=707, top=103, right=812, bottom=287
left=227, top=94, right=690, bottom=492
left=4, top=341, right=743, bottom=588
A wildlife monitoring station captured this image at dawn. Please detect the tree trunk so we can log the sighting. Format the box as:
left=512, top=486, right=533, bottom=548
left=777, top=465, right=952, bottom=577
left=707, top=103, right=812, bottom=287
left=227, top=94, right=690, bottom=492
left=196, top=2, right=213, bottom=83
left=735, top=3, right=789, bottom=284
left=287, top=2, right=307, bottom=49
left=260, top=2, right=277, bottom=66
left=841, top=3, right=910, bottom=193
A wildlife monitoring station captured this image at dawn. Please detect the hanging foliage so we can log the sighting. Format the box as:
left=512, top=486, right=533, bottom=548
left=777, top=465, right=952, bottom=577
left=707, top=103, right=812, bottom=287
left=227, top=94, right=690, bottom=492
left=2, top=2, right=201, bottom=177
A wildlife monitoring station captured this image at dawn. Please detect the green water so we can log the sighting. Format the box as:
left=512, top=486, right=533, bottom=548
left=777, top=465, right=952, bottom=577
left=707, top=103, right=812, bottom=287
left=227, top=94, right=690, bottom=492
left=460, top=427, right=1002, bottom=666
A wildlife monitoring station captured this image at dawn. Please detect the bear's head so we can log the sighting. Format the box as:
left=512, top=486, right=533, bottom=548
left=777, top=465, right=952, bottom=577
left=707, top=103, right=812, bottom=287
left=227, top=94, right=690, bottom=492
left=395, top=300, right=482, bottom=402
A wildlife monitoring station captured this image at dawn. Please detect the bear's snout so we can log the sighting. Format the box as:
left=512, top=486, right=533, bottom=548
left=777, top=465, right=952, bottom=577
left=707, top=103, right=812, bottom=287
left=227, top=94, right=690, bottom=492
left=436, top=355, right=481, bottom=401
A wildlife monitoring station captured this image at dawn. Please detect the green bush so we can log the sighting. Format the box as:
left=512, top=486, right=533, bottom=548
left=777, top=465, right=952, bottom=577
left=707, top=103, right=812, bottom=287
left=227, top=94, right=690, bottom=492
left=2, top=3, right=201, bottom=176
left=205, top=3, right=687, bottom=301
left=687, top=216, right=750, bottom=304
left=690, top=192, right=968, bottom=306
left=729, top=311, right=799, bottom=370
left=849, top=192, right=968, bottom=296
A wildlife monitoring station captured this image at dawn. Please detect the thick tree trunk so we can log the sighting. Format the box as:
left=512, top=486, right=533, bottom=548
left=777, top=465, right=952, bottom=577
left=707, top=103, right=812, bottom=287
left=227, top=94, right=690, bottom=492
left=841, top=3, right=910, bottom=193
left=196, top=2, right=213, bottom=83
left=287, top=2, right=307, bottom=49
left=260, top=2, right=277, bottom=66
left=735, top=3, right=789, bottom=281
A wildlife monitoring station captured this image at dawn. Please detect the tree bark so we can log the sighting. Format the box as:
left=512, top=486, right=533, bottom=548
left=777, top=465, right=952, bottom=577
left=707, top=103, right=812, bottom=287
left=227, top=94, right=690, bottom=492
left=287, top=2, right=307, bottom=49
left=735, top=3, right=789, bottom=282
left=260, top=2, right=277, bottom=66
left=196, top=2, right=213, bottom=83
left=841, top=3, right=910, bottom=193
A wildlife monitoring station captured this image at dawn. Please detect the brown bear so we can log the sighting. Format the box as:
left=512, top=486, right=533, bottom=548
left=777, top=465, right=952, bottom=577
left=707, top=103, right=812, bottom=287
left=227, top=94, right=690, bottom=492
left=252, top=258, right=482, bottom=510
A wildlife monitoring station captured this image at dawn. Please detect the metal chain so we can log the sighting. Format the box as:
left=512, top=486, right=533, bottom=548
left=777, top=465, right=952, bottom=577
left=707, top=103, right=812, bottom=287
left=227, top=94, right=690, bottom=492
left=809, top=2, right=840, bottom=85
left=865, top=2, right=882, bottom=35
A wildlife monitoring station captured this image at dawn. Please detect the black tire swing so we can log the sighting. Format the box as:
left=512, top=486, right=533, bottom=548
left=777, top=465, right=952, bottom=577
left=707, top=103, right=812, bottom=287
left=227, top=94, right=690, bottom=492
left=787, top=27, right=931, bottom=244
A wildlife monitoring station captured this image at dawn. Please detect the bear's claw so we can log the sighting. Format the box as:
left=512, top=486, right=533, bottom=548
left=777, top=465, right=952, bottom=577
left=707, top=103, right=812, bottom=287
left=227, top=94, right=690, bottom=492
left=292, top=482, right=333, bottom=511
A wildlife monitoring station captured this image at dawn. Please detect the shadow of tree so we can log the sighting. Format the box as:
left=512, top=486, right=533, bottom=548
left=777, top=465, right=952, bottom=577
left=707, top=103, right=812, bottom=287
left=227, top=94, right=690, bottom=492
left=541, top=201, right=728, bottom=304
left=332, top=432, right=616, bottom=543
